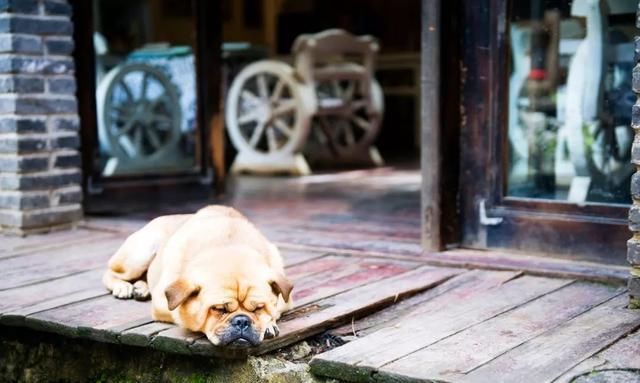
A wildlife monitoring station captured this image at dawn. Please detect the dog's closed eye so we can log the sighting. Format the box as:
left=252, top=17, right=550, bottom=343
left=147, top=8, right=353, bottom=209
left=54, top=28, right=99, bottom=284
left=211, top=305, right=228, bottom=314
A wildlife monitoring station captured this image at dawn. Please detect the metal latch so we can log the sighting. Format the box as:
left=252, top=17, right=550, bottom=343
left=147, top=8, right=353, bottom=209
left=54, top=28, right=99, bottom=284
left=479, top=199, right=503, bottom=226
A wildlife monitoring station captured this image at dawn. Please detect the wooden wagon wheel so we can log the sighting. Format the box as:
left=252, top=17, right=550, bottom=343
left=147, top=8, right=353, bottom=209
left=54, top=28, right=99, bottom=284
left=97, top=63, right=182, bottom=161
left=583, top=121, right=633, bottom=186
left=314, top=78, right=384, bottom=157
left=226, top=61, right=315, bottom=157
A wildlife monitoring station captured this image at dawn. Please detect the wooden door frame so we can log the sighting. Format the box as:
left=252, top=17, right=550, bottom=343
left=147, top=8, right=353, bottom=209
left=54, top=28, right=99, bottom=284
left=421, top=0, right=630, bottom=264
left=69, top=0, right=224, bottom=208
left=421, top=0, right=461, bottom=252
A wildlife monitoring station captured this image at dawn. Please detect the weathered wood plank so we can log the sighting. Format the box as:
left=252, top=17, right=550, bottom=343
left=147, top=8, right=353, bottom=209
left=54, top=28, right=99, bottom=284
left=280, top=247, right=328, bottom=266
left=253, top=265, right=461, bottom=355
left=0, top=228, right=95, bottom=251
left=1, top=290, right=109, bottom=327
left=263, top=226, right=422, bottom=256
left=0, top=237, right=122, bottom=290
left=119, top=322, right=176, bottom=347
left=293, top=259, right=416, bottom=307
left=330, top=269, right=522, bottom=337
left=0, top=229, right=120, bottom=260
left=554, top=330, right=640, bottom=383
left=422, top=249, right=629, bottom=285
left=79, top=217, right=146, bottom=234
left=149, top=326, right=204, bottom=354
left=262, top=219, right=420, bottom=241
left=310, top=275, right=572, bottom=382
left=460, top=295, right=640, bottom=383
left=379, top=282, right=625, bottom=382
left=23, top=295, right=150, bottom=343
left=285, top=255, right=348, bottom=279
left=0, top=268, right=104, bottom=313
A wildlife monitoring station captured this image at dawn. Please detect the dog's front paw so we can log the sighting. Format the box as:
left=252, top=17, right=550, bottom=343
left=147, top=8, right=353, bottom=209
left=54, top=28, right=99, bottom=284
left=132, top=280, right=150, bottom=301
left=264, top=323, right=280, bottom=339
left=111, top=280, right=134, bottom=299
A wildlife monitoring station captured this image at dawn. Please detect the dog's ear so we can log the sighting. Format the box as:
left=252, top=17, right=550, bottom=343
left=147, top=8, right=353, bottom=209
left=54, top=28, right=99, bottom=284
left=165, top=279, right=199, bottom=311
left=270, top=272, right=293, bottom=303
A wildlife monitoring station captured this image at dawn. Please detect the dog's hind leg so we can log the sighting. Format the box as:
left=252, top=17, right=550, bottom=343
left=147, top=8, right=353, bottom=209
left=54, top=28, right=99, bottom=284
left=104, top=215, right=190, bottom=300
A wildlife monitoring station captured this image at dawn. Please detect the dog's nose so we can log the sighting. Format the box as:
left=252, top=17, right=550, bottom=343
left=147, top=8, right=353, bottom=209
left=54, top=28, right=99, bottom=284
left=230, top=314, right=251, bottom=330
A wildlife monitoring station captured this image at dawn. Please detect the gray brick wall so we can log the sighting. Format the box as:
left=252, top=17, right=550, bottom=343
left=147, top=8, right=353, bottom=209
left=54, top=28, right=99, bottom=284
left=0, top=0, right=81, bottom=234
left=629, top=4, right=640, bottom=308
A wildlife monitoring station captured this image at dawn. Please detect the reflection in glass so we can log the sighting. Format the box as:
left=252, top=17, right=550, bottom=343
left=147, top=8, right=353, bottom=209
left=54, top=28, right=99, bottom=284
left=93, top=0, right=200, bottom=177
left=507, top=0, right=636, bottom=204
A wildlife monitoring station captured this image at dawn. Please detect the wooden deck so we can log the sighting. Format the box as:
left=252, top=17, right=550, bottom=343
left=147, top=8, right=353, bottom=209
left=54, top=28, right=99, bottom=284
left=1, top=167, right=639, bottom=382
left=0, top=225, right=459, bottom=358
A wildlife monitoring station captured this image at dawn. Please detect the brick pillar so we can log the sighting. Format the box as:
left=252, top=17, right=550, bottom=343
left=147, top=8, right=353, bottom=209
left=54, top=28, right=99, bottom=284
left=0, top=0, right=82, bottom=235
left=629, top=4, right=640, bottom=308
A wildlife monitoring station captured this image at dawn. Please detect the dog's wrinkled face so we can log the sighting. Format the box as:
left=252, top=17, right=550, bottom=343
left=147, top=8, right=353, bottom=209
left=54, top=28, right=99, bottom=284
left=164, top=249, right=292, bottom=347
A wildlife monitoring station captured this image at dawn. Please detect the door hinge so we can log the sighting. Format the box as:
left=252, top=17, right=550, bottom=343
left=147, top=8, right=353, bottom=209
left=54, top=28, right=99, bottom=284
left=479, top=199, right=503, bottom=226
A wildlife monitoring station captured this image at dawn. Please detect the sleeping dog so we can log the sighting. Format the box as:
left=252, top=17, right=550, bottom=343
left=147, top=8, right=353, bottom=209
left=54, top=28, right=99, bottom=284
left=103, top=205, right=293, bottom=347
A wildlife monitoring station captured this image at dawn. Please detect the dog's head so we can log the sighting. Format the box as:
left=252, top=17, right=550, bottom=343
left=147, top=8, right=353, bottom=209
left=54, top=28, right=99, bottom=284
left=163, top=246, right=292, bottom=347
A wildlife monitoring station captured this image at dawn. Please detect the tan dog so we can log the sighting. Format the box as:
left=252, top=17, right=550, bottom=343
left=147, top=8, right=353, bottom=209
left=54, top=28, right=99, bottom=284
left=103, top=205, right=293, bottom=347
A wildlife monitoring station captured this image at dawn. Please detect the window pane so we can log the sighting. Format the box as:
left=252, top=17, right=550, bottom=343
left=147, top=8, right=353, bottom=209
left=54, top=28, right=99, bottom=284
left=507, top=0, right=636, bottom=204
left=93, top=0, right=200, bottom=177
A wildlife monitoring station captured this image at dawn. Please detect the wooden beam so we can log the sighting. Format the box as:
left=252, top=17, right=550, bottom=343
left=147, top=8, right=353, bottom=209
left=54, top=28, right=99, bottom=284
left=194, top=0, right=225, bottom=191
left=421, top=0, right=443, bottom=251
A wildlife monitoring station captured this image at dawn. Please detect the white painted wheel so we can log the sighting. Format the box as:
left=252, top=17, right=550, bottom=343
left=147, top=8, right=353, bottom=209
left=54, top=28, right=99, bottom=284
left=313, top=79, right=383, bottom=156
left=226, top=61, right=315, bottom=157
left=97, top=63, right=181, bottom=161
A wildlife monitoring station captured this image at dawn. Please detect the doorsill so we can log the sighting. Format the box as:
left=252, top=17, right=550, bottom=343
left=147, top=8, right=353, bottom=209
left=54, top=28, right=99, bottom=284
left=421, top=248, right=629, bottom=285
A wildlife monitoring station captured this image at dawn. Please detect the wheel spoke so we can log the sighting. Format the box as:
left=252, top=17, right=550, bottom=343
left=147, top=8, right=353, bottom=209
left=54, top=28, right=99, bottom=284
left=273, top=118, right=292, bottom=137
left=343, top=81, right=355, bottom=101
left=266, top=127, right=278, bottom=152
left=351, top=116, right=371, bottom=131
left=118, top=80, right=135, bottom=101
left=145, top=126, right=162, bottom=150
left=116, top=119, right=136, bottom=136
left=133, top=126, right=143, bottom=154
left=257, top=74, right=269, bottom=100
left=351, top=100, right=367, bottom=111
left=270, top=79, right=285, bottom=102
left=151, top=93, right=170, bottom=108
left=113, top=104, right=135, bottom=116
left=152, top=115, right=172, bottom=125
left=317, top=116, right=335, bottom=144
left=331, top=80, right=343, bottom=98
left=238, top=110, right=260, bottom=125
left=241, top=89, right=261, bottom=105
left=312, top=121, right=330, bottom=144
left=273, top=99, right=296, bottom=116
left=118, top=135, right=137, bottom=158
left=140, top=72, right=149, bottom=100
left=343, top=123, right=356, bottom=146
left=248, top=121, right=267, bottom=148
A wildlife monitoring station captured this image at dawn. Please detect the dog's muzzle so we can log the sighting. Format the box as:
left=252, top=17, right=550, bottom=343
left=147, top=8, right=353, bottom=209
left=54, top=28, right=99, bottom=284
left=220, top=314, right=261, bottom=347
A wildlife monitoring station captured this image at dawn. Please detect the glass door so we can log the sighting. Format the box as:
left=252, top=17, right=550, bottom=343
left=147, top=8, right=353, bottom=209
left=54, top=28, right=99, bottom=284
left=459, top=0, right=636, bottom=264
left=70, top=0, right=222, bottom=212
